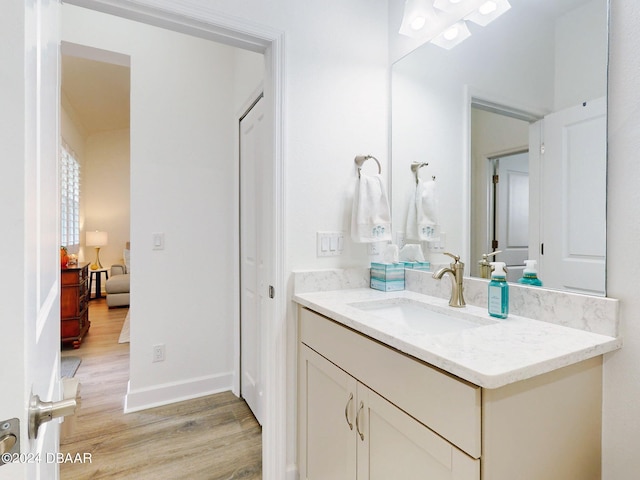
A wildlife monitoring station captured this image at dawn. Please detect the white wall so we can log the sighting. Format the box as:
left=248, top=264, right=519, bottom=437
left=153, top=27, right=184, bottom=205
left=232, top=49, right=265, bottom=111
left=83, top=128, right=131, bottom=270
left=554, top=0, right=608, bottom=111
left=604, top=1, right=640, bottom=477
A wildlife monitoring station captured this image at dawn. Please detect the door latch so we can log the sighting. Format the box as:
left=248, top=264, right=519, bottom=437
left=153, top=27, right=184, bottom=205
left=268, top=285, right=275, bottom=299
left=0, top=418, right=20, bottom=466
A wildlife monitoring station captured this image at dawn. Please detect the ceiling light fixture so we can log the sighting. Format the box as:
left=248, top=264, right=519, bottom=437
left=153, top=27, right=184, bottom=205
left=431, top=21, right=471, bottom=49
left=399, top=0, right=438, bottom=38
left=466, top=0, right=511, bottom=27
left=399, top=0, right=511, bottom=49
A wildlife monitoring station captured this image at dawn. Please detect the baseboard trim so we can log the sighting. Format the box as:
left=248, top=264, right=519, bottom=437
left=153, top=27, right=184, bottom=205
left=124, top=372, right=234, bottom=413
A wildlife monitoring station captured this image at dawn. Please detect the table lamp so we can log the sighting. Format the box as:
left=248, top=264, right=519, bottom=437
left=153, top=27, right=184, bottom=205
left=86, top=231, right=108, bottom=270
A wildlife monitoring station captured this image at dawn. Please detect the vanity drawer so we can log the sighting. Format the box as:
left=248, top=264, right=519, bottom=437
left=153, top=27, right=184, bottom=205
left=300, top=306, right=481, bottom=458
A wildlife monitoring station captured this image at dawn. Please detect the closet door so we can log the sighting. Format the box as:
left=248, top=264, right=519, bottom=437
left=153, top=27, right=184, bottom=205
left=357, top=384, right=479, bottom=480
left=299, top=345, right=357, bottom=480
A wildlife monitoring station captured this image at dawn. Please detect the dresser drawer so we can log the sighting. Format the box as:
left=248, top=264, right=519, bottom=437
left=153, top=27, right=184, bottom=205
left=300, top=306, right=481, bottom=458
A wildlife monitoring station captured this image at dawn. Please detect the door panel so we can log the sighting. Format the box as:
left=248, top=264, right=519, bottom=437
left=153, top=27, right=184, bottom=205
left=540, top=97, right=606, bottom=294
left=240, top=95, right=266, bottom=425
left=358, top=384, right=480, bottom=480
left=299, top=346, right=357, bottom=480
left=0, top=0, right=62, bottom=478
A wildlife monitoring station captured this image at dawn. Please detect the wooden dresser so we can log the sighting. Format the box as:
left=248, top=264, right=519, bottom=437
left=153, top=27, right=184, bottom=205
left=61, top=262, right=90, bottom=348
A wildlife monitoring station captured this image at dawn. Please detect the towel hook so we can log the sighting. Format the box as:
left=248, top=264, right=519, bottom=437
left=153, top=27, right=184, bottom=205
left=354, top=155, right=381, bottom=178
left=411, top=162, right=434, bottom=184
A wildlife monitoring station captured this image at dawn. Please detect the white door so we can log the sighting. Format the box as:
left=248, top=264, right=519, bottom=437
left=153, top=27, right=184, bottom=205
left=494, top=152, right=529, bottom=282
left=240, top=95, right=266, bottom=425
left=0, top=1, right=64, bottom=478
left=540, top=97, right=606, bottom=294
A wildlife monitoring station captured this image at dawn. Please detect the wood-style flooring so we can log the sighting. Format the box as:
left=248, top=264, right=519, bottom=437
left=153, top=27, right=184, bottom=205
left=60, top=299, right=262, bottom=479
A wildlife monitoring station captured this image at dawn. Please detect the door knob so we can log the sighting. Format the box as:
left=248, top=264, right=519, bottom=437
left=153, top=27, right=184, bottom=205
left=28, top=393, right=76, bottom=439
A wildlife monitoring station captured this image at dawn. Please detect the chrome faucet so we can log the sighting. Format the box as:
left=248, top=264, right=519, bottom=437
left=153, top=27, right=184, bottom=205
left=433, top=252, right=466, bottom=308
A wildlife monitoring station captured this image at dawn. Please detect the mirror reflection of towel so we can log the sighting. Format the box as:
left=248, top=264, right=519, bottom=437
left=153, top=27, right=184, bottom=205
left=351, top=174, right=392, bottom=243
left=406, top=179, right=439, bottom=241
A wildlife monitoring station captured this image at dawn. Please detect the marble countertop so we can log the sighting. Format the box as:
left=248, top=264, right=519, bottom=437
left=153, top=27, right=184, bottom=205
left=293, top=288, right=622, bottom=389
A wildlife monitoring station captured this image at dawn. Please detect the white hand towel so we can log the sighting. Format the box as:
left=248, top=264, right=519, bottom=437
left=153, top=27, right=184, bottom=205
left=406, top=179, right=439, bottom=241
left=351, top=173, right=392, bottom=243
left=416, top=178, right=439, bottom=241
left=405, top=188, right=419, bottom=241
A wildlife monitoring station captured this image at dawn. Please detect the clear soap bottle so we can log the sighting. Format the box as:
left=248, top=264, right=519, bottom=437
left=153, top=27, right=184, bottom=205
left=488, top=262, right=509, bottom=319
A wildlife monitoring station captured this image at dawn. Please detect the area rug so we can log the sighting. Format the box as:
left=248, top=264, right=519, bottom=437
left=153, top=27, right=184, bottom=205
left=118, top=311, right=130, bottom=343
left=61, top=356, right=82, bottom=378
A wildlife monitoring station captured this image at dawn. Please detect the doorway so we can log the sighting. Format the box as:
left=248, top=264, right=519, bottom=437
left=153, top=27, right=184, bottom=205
left=469, top=104, right=531, bottom=278
left=489, top=151, right=529, bottom=282
left=61, top=2, right=286, bottom=478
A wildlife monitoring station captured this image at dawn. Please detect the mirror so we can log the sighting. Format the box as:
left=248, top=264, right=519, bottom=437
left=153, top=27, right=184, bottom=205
left=391, top=0, right=608, bottom=295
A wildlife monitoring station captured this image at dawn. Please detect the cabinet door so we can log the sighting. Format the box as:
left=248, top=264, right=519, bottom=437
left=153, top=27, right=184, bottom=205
left=299, top=345, right=357, bottom=480
left=357, top=384, right=479, bottom=480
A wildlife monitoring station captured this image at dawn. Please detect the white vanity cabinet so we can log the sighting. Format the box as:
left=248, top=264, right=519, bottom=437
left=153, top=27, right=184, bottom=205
left=299, top=307, right=480, bottom=480
left=298, top=306, right=603, bottom=480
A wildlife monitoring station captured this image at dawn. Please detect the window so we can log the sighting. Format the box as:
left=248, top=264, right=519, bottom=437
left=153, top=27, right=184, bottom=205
left=60, top=142, right=80, bottom=249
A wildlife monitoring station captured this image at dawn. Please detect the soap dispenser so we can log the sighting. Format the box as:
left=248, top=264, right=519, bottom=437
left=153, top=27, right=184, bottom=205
left=518, top=260, right=543, bottom=287
left=488, top=262, right=509, bottom=319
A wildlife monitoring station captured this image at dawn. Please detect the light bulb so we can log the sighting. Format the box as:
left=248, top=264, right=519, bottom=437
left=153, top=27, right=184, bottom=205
left=479, top=1, right=498, bottom=15
left=443, top=25, right=459, bottom=40
left=411, top=16, right=427, bottom=30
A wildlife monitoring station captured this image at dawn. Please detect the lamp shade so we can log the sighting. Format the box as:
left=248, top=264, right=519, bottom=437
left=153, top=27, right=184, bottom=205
left=86, top=231, right=108, bottom=247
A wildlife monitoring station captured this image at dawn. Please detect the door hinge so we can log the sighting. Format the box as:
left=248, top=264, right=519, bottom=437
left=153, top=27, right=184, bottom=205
left=540, top=243, right=544, bottom=255
left=492, top=174, right=499, bottom=184
left=268, top=285, right=275, bottom=299
left=492, top=240, right=499, bottom=249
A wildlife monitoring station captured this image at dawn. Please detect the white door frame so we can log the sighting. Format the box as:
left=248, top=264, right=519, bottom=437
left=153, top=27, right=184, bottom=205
left=67, top=1, right=287, bottom=478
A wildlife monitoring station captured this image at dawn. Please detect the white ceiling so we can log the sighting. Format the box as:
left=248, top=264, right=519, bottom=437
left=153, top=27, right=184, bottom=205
left=61, top=55, right=130, bottom=135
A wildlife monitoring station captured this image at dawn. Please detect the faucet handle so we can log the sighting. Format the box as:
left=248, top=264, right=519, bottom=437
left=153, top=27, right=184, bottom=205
left=480, top=250, right=502, bottom=264
left=443, top=252, right=460, bottom=263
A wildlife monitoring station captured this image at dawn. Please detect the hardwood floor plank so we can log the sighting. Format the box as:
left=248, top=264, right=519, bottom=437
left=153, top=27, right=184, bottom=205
left=61, top=299, right=261, bottom=479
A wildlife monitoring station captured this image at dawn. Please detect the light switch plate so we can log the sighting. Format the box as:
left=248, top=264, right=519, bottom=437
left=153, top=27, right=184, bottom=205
left=152, top=233, right=165, bottom=250
left=317, top=232, right=344, bottom=257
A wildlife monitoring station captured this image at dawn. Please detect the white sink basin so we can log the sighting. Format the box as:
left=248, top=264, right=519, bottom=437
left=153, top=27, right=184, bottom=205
left=348, top=298, right=496, bottom=336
